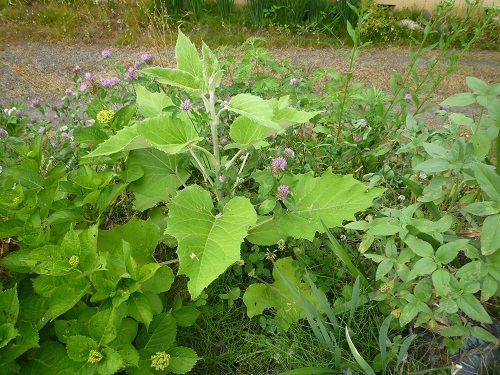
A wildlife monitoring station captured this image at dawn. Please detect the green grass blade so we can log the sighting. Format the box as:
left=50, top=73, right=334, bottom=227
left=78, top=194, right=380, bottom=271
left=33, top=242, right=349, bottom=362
left=321, top=221, right=368, bottom=287
left=278, top=367, right=339, bottom=375
left=396, top=334, right=417, bottom=368
left=379, top=315, right=392, bottom=370
left=345, top=326, right=376, bottom=375
left=348, top=276, right=360, bottom=327
left=304, top=272, right=339, bottom=330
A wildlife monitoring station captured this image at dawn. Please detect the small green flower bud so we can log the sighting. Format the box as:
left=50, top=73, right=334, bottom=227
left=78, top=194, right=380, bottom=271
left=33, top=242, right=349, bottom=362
left=150, top=351, right=170, bottom=371
left=69, top=255, right=80, bottom=266
left=96, top=109, right=116, bottom=124
left=88, top=349, right=103, bottom=363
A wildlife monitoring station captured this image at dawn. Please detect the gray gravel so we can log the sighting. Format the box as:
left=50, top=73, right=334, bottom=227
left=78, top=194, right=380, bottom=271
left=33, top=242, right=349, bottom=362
left=1, top=41, right=498, bottom=122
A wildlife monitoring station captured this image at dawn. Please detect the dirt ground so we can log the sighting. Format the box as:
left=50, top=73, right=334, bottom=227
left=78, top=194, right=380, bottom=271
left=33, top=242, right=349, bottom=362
left=0, top=41, right=499, bottom=123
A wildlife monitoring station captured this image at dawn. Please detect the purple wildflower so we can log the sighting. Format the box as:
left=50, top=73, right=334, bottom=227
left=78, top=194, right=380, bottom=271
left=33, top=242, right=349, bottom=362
left=218, top=175, right=227, bottom=183
left=134, top=61, right=141, bottom=69
left=289, top=77, right=300, bottom=85
left=100, top=76, right=120, bottom=87
left=74, top=65, right=81, bottom=72
left=38, top=126, right=45, bottom=133
left=220, top=137, right=228, bottom=145
left=141, top=53, right=152, bottom=63
left=276, top=185, right=290, bottom=201
left=70, top=141, right=78, bottom=148
left=84, top=72, right=93, bottom=81
left=60, top=132, right=70, bottom=140
left=0, top=128, right=7, bottom=137
left=180, top=99, right=193, bottom=112
left=14, top=109, right=22, bottom=117
left=50, top=104, right=58, bottom=111
left=65, top=88, right=73, bottom=96
left=360, top=120, right=367, bottom=128
left=79, top=83, right=88, bottom=92
left=270, top=133, right=277, bottom=141
left=30, top=99, right=41, bottom=108
left=125, top=66, right=138, bottom=81
left=283, top=147, right=295, bottom=158
left=101, top=49, right=111, bottom=58
left=29, top=118, right=37, bottom=124
left=404, top=93, right=412, bottom=100
left=270, top=157, right=287, bottom=175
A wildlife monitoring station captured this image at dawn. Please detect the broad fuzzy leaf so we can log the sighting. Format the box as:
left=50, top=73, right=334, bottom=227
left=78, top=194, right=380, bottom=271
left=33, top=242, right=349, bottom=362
left=250, top=169, right=384, bottom=242
left=135, top=85, right=174, bottom=118
left=135, top=116, right=203, bottom=154
left=82, top=125, right=151, bottom=159
left=140, top=67, right=203, bottom=97
left=126, top=149, right=190, bottom=211
left=227, top=94, right=280, bottom=130
left=167, top=185, right=257, bottom=299
left=175, top=30, right=203, bottom=81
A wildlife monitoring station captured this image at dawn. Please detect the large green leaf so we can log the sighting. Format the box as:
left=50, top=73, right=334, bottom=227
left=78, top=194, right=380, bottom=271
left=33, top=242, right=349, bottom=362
left=167, top=346, right=199, bottom=374
left=135, top=313, right=177, bottom=356
left=135, top=116, right=203, bottom=154
left=456, top=293, right=492, bottom=324
left=175, top=29, right=203, bottom=81
left=22, top=341, right=67, bottom=374
left=82, top=124, right=151, bottom=159
left=126, top=149, right=190, bottom=211
left=140, top=67, right=203, bottom=97
left=243, top=257, right=327, bottom=330
left=481, top=214, right=500, bottom=256
left=251, top=169, right=384, bottom=241
left=0, top=287, right=19, bottom=326
left=135, top=85, right=175, bottom=118
left=226, top=94, right=280, bottom=130
left=166, top=185, right=257, bottom=299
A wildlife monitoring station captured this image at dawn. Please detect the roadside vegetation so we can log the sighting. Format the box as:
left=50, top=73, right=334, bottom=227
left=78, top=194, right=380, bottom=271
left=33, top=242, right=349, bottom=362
left=1, top=1, right=499, bottom=374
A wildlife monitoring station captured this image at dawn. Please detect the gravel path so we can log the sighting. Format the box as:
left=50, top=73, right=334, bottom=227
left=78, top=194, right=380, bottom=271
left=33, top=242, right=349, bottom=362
left=1, top=42, right=499, bottom=121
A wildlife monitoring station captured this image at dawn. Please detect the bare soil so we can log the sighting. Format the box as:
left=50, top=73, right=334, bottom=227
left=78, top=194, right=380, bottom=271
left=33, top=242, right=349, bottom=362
left=1, top=42, right=499, bottom=123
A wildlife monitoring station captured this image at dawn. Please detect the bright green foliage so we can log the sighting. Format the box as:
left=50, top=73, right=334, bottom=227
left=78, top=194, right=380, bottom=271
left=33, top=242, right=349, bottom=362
left=243, top=257, right=327, bottom=329
left=248, top=169, right=384, bottom=244
left=167, top=185, right=257, bottom=298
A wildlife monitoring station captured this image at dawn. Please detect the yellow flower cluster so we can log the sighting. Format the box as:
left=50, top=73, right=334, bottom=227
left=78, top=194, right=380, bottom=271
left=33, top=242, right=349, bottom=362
left=97, top=109, right=116, bottom=124
left=88, top=349, right=103, bottom=363
left=69, top=255, right=80, bottom=266
left=150, top=351, right=170, bottom=371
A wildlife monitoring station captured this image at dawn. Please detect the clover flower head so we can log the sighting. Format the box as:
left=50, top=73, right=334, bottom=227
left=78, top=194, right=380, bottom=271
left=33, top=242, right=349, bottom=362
left=69, top=255, right=80, bottom=266
left=30, top=99, right=41, bottom=108
left=14, top=109, right=22, bottom=117
left=97, top=109, right=116, bottom=124
left=404, top=93, right=412, bottom=100
left=133, top=61, right=141, bottom=70
left=65, top=88, right=73, bottom=95
left=150, top=351, right=170, bottom=371
left=289, top=77, right=300, bottom=85
left=84, top=72, right=93, bottom=81
left=276, top=185, right=290, bottom=201
left=270, top=157, right=287, bottom=175
left=218, top=175, right=227, bottom=183
left=29, top=118, right=37, bottom=124
left=38, top=126, right=45, bottom=133
left=70, top=141, right=78, bottom=148
left=100, top=76, right=120, bottom=88
left=180, top=98, right=193, bottom=112
left=74, top=65, right=81, bottom=72
left=283, top=147, right=295, bottom=158
left=50, top=104, right=58, bottom=111
left=88, top=349, right=103, bottom=363
left=101, top=49, right=111, bottom=58
left=360, top=120, right=367, bottom=128
left=220, top=137, right=228, bottom=145
left=79, top=83, right=88, bottom=92
left=0, top=128, right=7, bottom=137
left=141, top=53, right=153, bottom=63
left=60, top=132, right=70, bottom=140
left=125, top=66, right=138, bottom=81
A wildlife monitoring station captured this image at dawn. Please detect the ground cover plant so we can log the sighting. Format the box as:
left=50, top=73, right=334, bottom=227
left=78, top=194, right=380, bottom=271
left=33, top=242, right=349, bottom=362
left=1, top=0, right=499, bottom=374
